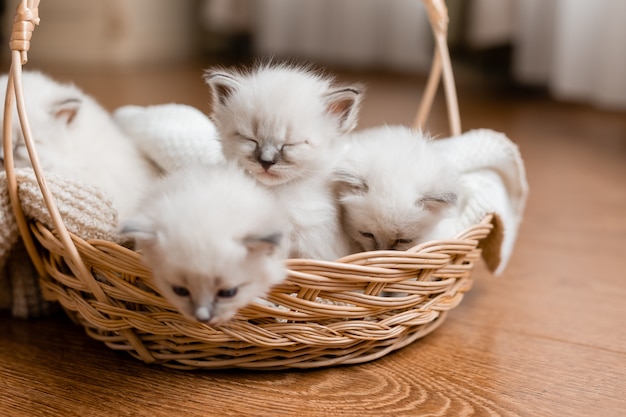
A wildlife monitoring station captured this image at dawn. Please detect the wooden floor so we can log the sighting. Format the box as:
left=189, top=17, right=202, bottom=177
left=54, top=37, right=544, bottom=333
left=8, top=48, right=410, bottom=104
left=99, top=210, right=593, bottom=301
left=1, top=60, right=625, bottom=417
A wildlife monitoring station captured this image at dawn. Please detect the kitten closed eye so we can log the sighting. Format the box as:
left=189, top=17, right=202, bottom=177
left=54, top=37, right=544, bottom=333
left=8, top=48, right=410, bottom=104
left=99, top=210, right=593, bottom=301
left=359, top=231, right=375, bottom=240
left=390, top=238, right=414, bottom=249
left=236, top=133, right=258, bottom=145
left=358, top=231, right=412, bottom=250
left=1, top=143, right=29, bottom=169
left=280, top=140, right=308, bottom=150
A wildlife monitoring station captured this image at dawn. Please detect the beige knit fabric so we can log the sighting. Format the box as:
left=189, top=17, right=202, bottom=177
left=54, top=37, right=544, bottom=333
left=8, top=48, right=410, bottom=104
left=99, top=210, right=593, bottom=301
left=0, top=182, right=19, bottom=273
left=0, top=168, right=120, bottom=318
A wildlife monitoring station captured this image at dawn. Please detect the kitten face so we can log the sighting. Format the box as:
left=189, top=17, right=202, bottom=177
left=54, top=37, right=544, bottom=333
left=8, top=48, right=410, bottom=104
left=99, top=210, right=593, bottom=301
left=338, top=184, right=457, bottom=251
left=228, top=120, right=318, bottom=186
left=1, top=70, right=158, bottom=222
left=334, top=125, right=460, bottom=252
left=122, top=163, right=290, bottom=325
left=204, top=63, right=363, bottom=187
left=139, top=231, right=286, bottom=325
left=0, top=72, right=81, bottom=171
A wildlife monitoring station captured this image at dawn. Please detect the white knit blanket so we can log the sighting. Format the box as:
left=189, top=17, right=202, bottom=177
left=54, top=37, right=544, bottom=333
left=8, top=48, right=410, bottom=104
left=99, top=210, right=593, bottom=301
left=113, top=103, right=224, bottom=172
left=433, top=128, right=529, bottom=275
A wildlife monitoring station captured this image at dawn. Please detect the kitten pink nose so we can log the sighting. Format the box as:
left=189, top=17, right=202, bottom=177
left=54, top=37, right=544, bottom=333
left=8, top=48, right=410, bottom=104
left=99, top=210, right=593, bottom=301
left=259, top=159, right=275, bottom=171
left=195, top=306, right=211, bottom=322
left=257, top=146, right=279, bottom=170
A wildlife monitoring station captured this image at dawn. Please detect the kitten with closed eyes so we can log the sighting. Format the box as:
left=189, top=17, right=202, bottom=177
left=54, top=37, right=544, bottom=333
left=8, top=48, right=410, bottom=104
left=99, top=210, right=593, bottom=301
left=333, top=125, right=460, bottom=252
left=0, top=70, right=157, bottom=223
left=122, top=163, right=291, bottom=325
left=204, top=62, right=362, bottom=260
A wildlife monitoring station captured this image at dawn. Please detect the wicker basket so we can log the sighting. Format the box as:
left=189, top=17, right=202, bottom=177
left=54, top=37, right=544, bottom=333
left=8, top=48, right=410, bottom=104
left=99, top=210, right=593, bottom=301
left=3, top=0, right=494, bottom=370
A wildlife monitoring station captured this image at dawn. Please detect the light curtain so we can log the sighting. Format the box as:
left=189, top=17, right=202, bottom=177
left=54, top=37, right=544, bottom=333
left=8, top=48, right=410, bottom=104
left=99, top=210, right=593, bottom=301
left=201, top=0, right=626, bottom=110
left=252, top=0, right=433, bottom=73
left=513, top=0, right=626, bottom=110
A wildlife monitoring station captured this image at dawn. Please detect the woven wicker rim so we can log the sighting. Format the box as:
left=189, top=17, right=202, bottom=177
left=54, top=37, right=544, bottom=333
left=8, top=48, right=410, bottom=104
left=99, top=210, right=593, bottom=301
left=2, top=0, right=493, bottom=370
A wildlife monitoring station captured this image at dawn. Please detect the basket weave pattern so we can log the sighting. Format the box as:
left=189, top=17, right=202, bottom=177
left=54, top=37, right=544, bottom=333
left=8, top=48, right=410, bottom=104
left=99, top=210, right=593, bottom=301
left=4, top=0, right=494, bottom=369
left=31, top=215, right=492, bottom=369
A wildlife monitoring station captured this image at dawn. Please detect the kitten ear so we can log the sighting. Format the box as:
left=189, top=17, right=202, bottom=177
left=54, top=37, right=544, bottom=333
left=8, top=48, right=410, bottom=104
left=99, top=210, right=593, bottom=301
left=120, top=217, right=158, bottom=246
left=332, top=170, right=369, bottom=196
left=203, top=70, right=241, bottom=108
left=323, top=85, right=364, bottom=133
left=242, top=232, right=283, bottom=257
left=418, top=192, right=458, bottom=215
left=51, top=98, right=82, bottom=125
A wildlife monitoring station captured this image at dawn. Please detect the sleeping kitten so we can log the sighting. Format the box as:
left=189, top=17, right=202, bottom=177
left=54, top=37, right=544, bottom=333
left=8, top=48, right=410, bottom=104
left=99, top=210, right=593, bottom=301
left=0, top=70, right=157, bottom=222
left=122, top=163, right=290, bottom=325
left=204, top=62, right=362, bottom=260
left=333, top=125, right=460, bottom=252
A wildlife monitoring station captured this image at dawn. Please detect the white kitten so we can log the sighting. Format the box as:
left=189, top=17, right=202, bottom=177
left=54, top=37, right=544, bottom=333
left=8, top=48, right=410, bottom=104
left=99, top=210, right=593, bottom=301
left=0, top=70, right=157, bottom=222
left=333, top=125, right=460, bottom=252
left=122, top=163, right=291, bottom=325
left=204, top=63, right=362, bottom=260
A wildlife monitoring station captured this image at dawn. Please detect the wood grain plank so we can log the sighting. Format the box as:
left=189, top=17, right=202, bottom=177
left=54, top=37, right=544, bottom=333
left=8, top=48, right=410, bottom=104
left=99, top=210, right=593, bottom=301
left=2, top=304, right=625, bottom=417
left=0, top=312, right=524, bottom=417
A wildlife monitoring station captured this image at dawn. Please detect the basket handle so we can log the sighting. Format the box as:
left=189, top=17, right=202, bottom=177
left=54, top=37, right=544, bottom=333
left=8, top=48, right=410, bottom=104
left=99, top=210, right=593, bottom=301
left=4, top=0, right=159, bottom=363
left=3, top=0, right=111, bottom=305
left=414, top=0, right=461, bottom=136
left=3, top=0, right=45, bottom=276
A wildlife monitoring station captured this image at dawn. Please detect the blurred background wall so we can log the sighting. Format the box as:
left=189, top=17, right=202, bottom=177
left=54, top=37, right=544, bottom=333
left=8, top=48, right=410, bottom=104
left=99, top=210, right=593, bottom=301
left=2, top=0, right=198, bottom=67
left=2, top=0, right=625, bottom=110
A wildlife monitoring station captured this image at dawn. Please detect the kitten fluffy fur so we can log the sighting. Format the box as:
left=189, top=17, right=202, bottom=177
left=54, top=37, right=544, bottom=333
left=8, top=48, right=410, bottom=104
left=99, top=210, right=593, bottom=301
left=122, top=163, right=291, bottom=325
left=0, top=70, right=157, bottom=222
left=204, top=62, right=362, bottom=260
left=334, top=125, right=460, bottom=252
